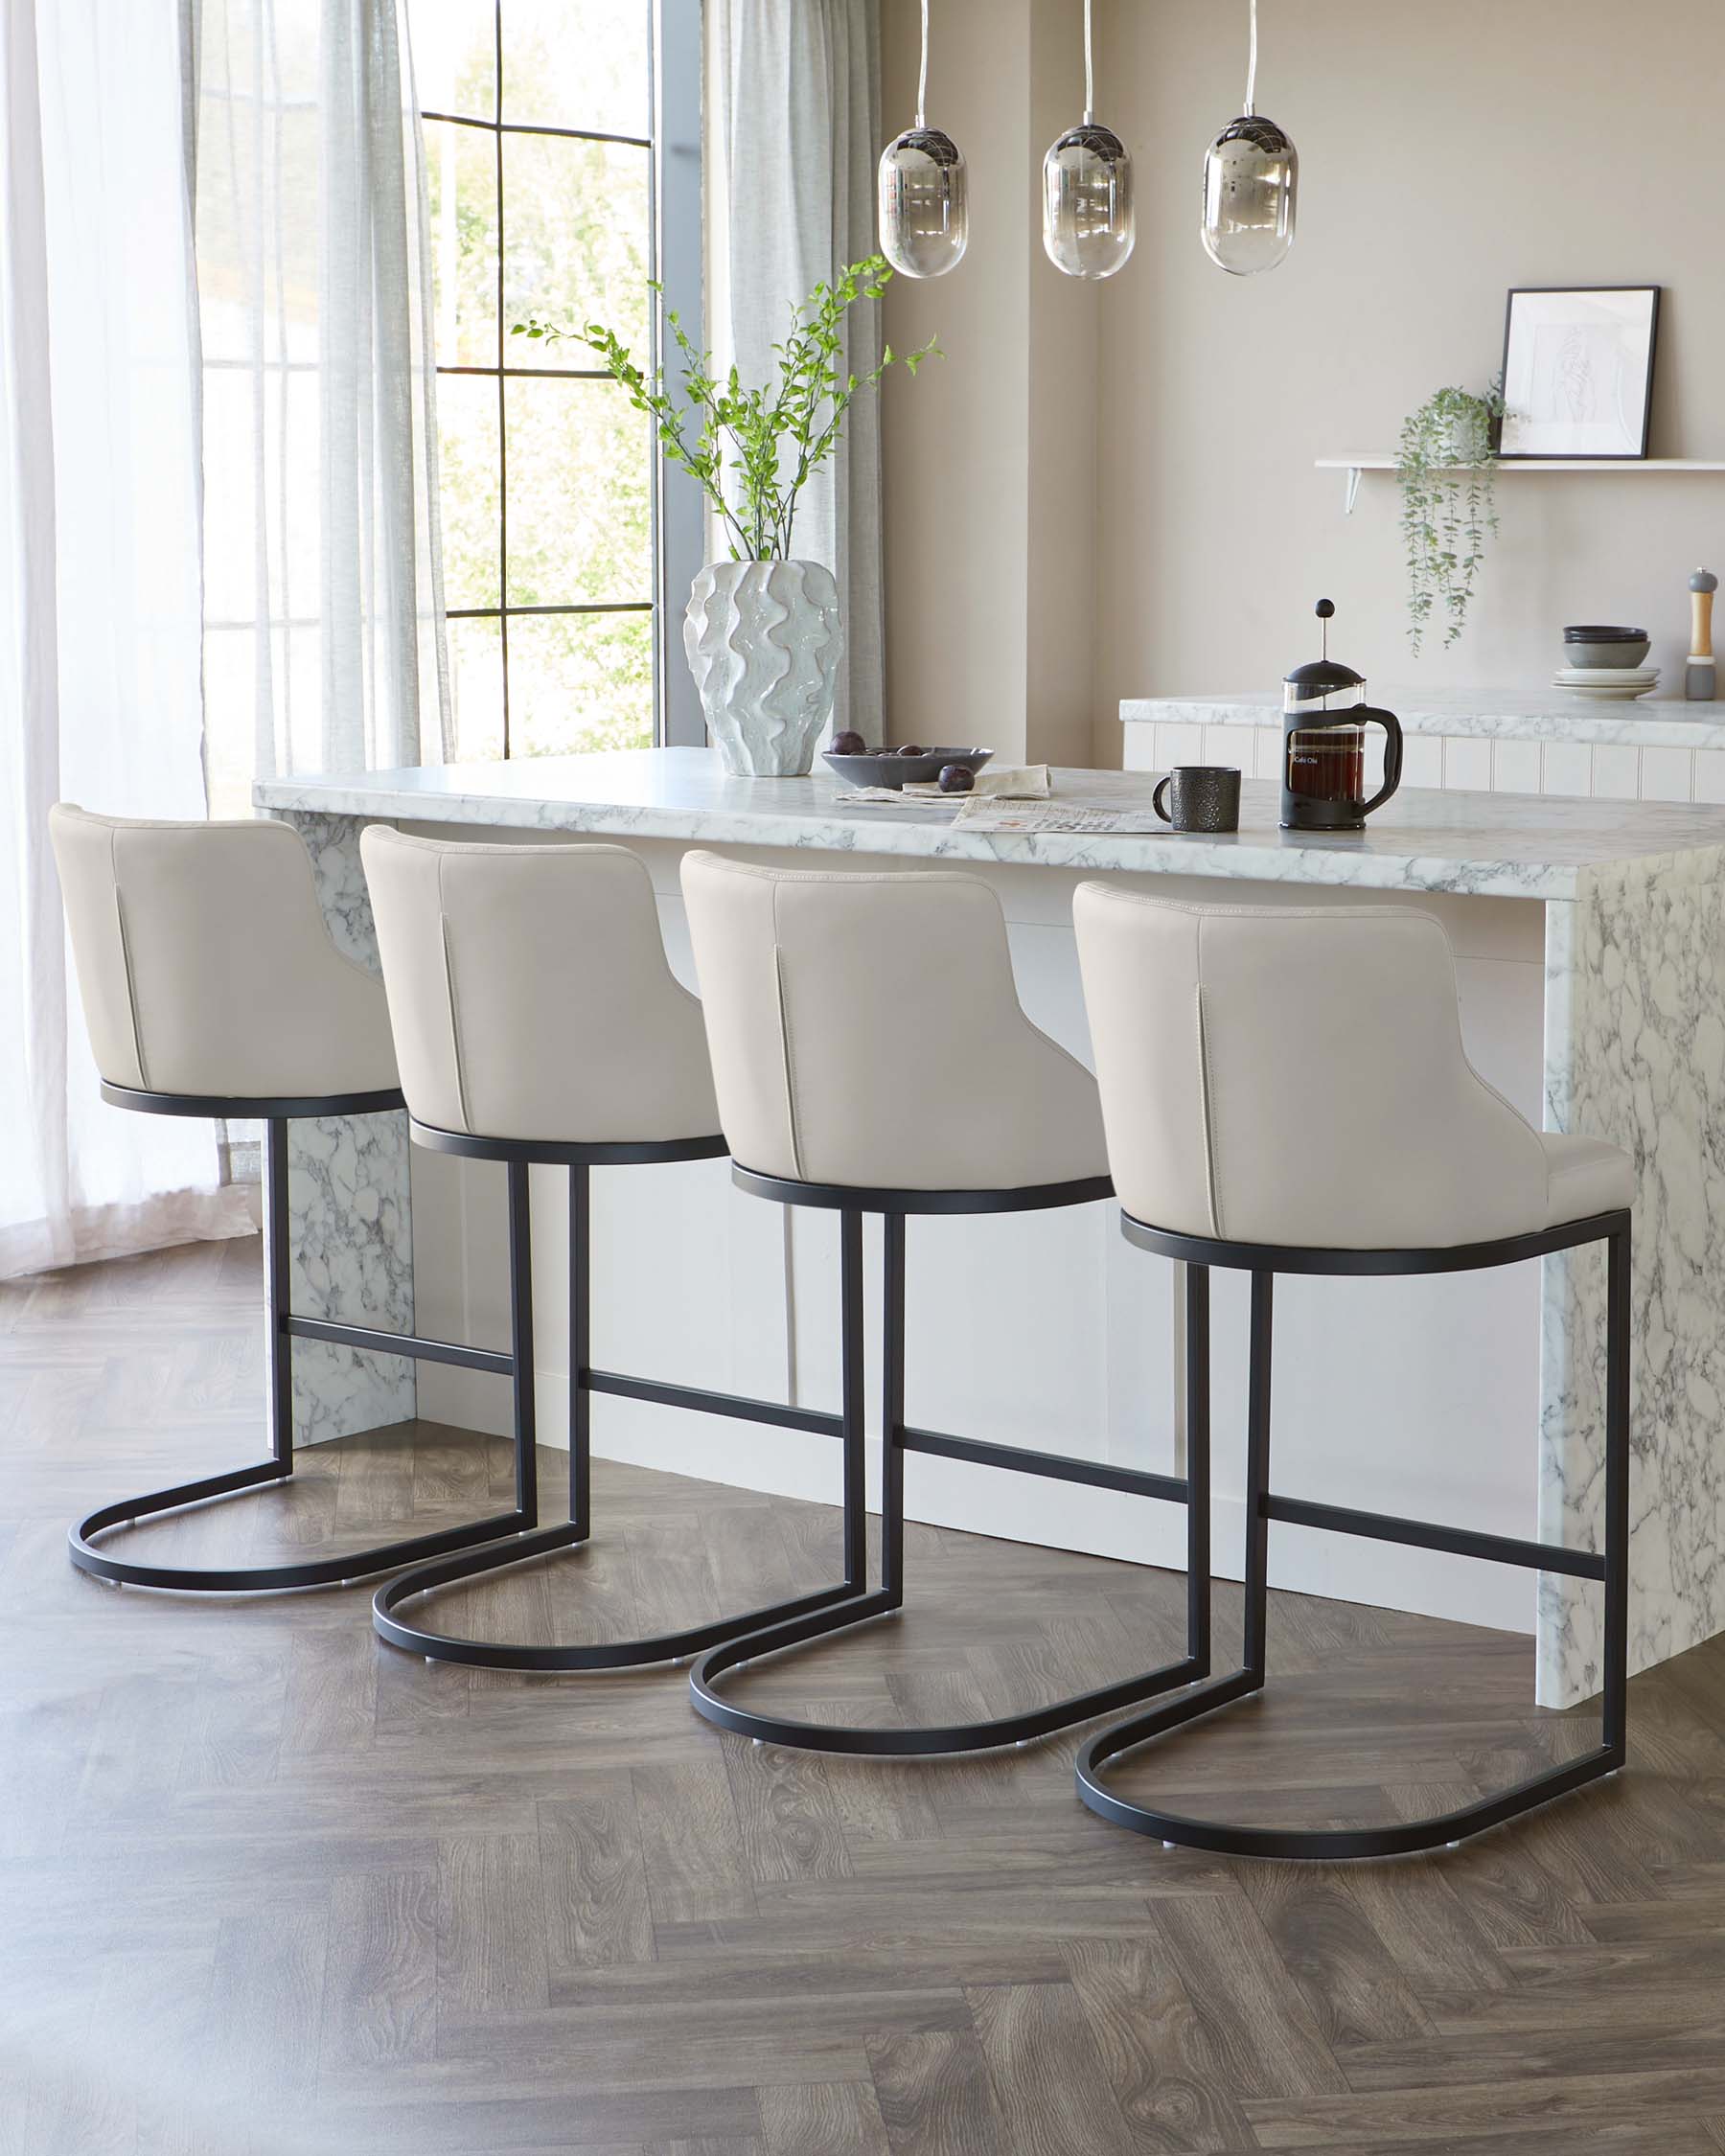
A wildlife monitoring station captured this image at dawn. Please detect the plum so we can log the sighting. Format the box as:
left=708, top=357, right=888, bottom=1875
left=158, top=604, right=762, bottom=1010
left=830, top=729, right=865, bottom=756
left=898, top=744, right=927, bottom=757
left=937, top=764, right=975, bottom=793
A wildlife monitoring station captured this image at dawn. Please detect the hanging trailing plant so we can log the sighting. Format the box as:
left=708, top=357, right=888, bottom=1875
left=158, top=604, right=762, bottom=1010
left=1396, top=382, right=1506, bottom=654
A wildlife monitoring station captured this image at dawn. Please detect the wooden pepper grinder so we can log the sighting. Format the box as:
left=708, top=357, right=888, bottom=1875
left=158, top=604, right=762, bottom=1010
left=1690, top=566, right=1718, bottom=702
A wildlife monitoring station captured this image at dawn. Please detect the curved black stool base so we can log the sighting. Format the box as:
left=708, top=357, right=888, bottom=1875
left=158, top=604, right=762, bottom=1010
left=1074, top=1668, right=1624, bottom=1861
left=690, top=1165, right=1214, bottom=1760
left=1074, top=1207, right=1633, bottom=1861
left=70, top=1468, right=528, bottom=1594
left=375, top=1519, right=866, bottom=1672
left=373, top=1158, right=874, bottom=1675
left=692, top=1590, right=1206, bottom=1756
left=72, top=1103, right=540, bottom=1597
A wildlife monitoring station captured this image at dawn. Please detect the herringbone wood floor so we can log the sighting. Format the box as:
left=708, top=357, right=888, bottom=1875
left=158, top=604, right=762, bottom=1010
left=5, top=1239, right=1725, bottom=2155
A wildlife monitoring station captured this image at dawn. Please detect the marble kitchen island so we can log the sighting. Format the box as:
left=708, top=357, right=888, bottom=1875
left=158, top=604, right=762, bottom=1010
left=255, top=750, right=1725, bottom=1710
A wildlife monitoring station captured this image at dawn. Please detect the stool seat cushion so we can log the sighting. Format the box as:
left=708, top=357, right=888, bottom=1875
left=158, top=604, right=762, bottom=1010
left=1541, top=1132, right=1635, bottom=1227
left=361, top=830, right=721, bottom=1146
left=1074, top=885, right=1633, bottom=1251
left=682, top=853, right=1108, bottom=1194
left=50, top=805, right=397, bottom=1102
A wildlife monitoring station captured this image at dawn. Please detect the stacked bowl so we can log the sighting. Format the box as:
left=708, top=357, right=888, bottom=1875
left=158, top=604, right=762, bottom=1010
left=1555, top=626, right=1657, bottom=701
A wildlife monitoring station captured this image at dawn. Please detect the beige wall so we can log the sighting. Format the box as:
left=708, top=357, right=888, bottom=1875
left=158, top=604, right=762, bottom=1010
left=883, top=0, right=1725, bottom=767
left=880, top=0, right=1099, bottom=763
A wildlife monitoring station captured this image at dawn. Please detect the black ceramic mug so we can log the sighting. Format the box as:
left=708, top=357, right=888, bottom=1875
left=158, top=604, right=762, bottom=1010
left=1152, top=765, right=1241, bottom=834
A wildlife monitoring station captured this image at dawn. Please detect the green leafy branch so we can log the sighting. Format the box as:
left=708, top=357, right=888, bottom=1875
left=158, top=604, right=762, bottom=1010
left=514, top=254, right=939, bottom=562
left=1396, top=382, right=1507, bottom=654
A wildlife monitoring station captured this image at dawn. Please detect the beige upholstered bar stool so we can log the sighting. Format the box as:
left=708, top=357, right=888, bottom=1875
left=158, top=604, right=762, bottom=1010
left=49, top=805, right=540, bottom=1591
left=678, top=851, right=1211, bottom=1756
left=1070, top=888, right=1633, bottom=1859
left=361, top=828, right=864, bottom=1671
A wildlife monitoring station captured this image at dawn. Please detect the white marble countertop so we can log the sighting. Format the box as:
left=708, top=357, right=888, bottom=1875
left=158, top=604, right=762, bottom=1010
left=256, top=748, right=1725, bottom=902
left=1122, top=688, right=1725, bottom=748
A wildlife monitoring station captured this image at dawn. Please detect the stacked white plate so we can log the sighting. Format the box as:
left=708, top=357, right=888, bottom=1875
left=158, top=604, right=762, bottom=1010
left=1552, top=665, right=1660, bottom=701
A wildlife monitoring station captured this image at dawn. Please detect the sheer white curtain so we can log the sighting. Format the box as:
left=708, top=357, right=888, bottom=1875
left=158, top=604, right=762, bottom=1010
left=704, top=0, right=885, bottom=738
left=0, top=0, right=251, bottom=1280
left=194, top=0, right=449, bottom=814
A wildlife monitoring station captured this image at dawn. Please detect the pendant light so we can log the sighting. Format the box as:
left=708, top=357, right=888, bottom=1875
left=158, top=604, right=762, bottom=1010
left=1042, top=0, right=1134, bottom=280
left=1201, top=0, right=1297, bottom=275
left=878, top=0, right=968, bottom=280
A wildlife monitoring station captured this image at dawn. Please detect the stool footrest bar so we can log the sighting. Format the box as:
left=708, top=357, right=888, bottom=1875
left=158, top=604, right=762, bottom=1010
left=902, top=1425, right=1188, bottom=1504
left=1261, top=1492, right=1606, bottom=1580
left=284, top=1315, right=514, bottom=1377
left=586, top=1368, right=845, bottom=1438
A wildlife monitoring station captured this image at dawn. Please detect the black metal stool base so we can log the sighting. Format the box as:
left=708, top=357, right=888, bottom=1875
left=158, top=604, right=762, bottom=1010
left=70, top=1099, right=540, bottom=1595
left=690, top=1169, right=1211, bottom=1758
left=693, top=1589, right=1206, bottom=1756
left=1074, top=1210, right=1632, bottom=1860
left=374, top=1517, right=864, bottom=1672
left=1077, top=1669, right=1622, bottom=1859
left=70, top=1469, right=530, bottom=1594
left=373, top=1145, right=872, bottom=1673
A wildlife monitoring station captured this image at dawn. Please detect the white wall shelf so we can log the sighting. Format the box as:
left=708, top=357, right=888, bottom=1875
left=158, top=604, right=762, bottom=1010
left=1319, top=455, right=1725, bottom=515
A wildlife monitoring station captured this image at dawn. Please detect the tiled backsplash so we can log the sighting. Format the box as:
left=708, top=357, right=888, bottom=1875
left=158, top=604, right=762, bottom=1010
left=1123, top=723, right=1722, bottom=805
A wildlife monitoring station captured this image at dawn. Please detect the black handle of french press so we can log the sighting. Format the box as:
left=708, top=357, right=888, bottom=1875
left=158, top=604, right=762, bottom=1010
left=1355, top=706, right=1404, bottom=816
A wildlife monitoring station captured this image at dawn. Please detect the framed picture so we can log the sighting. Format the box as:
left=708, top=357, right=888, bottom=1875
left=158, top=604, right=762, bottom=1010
left=1498, top=286, right=1660, bottom=459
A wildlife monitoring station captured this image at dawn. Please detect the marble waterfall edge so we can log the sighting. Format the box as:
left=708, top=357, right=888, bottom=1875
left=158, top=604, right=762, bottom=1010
left=276, top=810, right=416, bottom=1444
left=1540, top=841, right=1725, bottom=1708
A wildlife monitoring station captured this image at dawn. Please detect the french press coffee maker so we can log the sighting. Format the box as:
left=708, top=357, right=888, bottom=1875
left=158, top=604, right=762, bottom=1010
left=1280, top=601, right=1404, bottom=831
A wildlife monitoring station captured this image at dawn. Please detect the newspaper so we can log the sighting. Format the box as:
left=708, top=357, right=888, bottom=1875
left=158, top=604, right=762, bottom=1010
left=951, top=797, right=1170, bottom=836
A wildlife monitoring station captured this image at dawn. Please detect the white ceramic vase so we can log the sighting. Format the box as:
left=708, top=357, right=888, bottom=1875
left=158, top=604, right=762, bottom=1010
left=683, top=559, right=844, bottom=777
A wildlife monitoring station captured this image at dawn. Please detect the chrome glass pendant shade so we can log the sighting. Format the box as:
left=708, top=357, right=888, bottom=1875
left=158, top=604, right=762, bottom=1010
left=1043, top=0, right=1134, bottom=279
left=878, top=0, right=967, bottom=279
left=1044, top=123, right=1135, bottom=282
left=1202, top=0, right=1296, bottom=274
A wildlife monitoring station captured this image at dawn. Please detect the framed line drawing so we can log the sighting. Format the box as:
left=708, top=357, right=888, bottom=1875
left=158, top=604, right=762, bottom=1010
left=1499, top=286, right=1660, bottom=459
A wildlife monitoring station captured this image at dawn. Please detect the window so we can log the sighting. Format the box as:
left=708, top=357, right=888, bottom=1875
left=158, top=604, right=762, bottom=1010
left=412, top=0, right=698, bottom=761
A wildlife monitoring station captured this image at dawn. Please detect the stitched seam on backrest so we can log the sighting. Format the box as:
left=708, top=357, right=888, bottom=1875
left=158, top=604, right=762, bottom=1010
left=1194, top=922, right=1222, bottom=1237
left=769, top=882, right=805, bottom=1181
left=435, top=856, right=473, bottom=1134
left=110, top=830, right=150, bottom=1092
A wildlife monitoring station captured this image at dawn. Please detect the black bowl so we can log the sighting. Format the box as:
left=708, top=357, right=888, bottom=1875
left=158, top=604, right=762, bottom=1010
left=1564, top=625, right=1647, bottom=641
left=822, top=746, right=994, bottom=791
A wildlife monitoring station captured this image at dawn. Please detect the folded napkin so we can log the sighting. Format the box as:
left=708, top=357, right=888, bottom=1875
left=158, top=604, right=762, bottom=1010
left=902, top=765, right=1052, bottom=799
left=836, top=765, right=1054, bottom=807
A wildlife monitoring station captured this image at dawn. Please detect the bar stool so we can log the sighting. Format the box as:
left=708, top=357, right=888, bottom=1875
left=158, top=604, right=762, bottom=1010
left=359, top=829, right=865, bottom=1670
left=1070, top=887, right=1632, bottom=1859
left=48, top=805, right=540, bottom=1591
left=678, top=851, right=1210, bottom=1755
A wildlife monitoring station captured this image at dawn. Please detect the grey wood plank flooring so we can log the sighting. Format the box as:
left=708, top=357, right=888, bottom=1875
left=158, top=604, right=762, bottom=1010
left=4, top=1236, right=1725, bottom=2153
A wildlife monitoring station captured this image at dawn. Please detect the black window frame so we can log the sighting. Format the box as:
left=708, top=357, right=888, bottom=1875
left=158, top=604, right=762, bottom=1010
left=421, top=0, right=703, bottom=756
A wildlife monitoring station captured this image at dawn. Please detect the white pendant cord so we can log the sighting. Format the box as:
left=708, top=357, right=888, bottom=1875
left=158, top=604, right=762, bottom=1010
left=1083, top=0, right=1094, bottom=124
left=1244, top=0, right=1258, bottom=115
left=916, top=0, right=929, bottom=127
